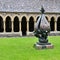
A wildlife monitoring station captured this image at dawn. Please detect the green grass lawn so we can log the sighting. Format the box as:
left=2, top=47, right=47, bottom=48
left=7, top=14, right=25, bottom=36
left=0, top=36, right=60, bottom=60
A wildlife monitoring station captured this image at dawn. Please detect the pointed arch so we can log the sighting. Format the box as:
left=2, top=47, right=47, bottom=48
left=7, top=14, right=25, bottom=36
left=21, top=16, right=27, bottom=36
left=0, top=16, right=4, bottom=32
left=29, top=16, right=34, bottom=32
left=14, top=16, right=19, bottom=32
left=5, top=16, right=12, bottom=32
left=50, top=17, right=55, bottom=31
left=57, top=17, right=60, bottom=31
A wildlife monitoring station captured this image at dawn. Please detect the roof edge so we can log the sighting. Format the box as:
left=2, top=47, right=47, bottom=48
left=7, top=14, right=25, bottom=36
left=0, top=11, right=60, bottom=14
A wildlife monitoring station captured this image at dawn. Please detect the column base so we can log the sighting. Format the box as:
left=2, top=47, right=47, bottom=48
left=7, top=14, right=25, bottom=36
left=20, top=32, right=22, bottom=36
left=27, top=32, right=34, bottom=36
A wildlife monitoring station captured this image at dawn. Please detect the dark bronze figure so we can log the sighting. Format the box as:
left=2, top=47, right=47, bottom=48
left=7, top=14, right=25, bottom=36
left=34, top=7, right=53, bottom=49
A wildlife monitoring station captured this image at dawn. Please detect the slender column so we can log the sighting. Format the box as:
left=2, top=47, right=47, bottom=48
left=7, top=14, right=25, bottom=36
left=4, top=21, right=5, bottom=32
left=55, top=21, right=57, bottom=31
left=19, top=21, right=22, bottom=36
left=3, top=17, right=6, bottom=33
left=19, top=21, right=21, bottom=32
left=48, top=18, right=51, bottom=30
left=12, top=21, right=14, bottom=32
left=27, top=21, right=29, bottom=36
left=27, top=21, right=29, bottom=32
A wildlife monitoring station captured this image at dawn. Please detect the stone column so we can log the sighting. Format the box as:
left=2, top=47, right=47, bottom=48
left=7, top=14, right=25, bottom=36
left=27, top=21, right=29, bottom=31
left=3, top=17, right=6, bottom=33
left=4, top=21, right=5, bottom=33
left=12, top=21, right=14, bottom=32
left=55, top=21, right=57, bottom=31
left=48, top=18, right=51, bottom=30
left=27, top=21, right=29, bottom=35
left=19, top=21, right=21, bottom=32
left=19, top=21, right=22, bottom=36
left=34, top=21, right=36, bottom=30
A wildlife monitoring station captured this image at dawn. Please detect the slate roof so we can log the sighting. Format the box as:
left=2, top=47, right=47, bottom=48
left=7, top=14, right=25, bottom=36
left=0, top=0, right=60, bottom=12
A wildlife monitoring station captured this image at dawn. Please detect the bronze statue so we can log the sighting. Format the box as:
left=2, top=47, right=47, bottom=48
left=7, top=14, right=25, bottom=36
left=34, top=7, right=53, bottom=49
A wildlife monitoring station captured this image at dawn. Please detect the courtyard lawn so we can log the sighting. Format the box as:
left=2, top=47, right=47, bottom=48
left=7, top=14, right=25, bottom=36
left=0, top=36, right=60, bottom=60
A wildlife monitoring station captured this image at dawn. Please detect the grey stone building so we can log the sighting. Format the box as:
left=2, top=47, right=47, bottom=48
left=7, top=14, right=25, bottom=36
left=0, top=0, right=60, bottom=37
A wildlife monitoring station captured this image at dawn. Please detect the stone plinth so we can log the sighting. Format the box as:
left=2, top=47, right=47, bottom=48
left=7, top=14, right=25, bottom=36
left=34, top=42, right=54, bottom=49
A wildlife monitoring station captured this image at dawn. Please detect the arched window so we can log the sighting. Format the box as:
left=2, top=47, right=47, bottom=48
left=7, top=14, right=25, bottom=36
left=5, top=16, right=12, bottom=32
left=50, top=17, right=55, bottom=31
left=29, top=16, right=34, bottom=32
left=0, top=16, right=4, bottom=32
left=14, top=16, right=19, bottom=32
left=21, top=16, right=27, bottom=36
left=57, top=17, right=60, bottom=31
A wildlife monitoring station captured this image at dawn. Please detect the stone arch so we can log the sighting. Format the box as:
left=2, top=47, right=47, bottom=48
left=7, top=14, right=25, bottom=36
left=57, top=17, right=60, bottom=31
left=29, top=16, right=34, bottom=32
left=21, top=16, right=27, bottom=36
left=5, top=16, right=12, bottom=32
left=0, top=16, right=4, bottom=32
left=50, top=17, right=55, bottom=31
left=14, top=16, right=19, bottom=32
left=21, top=15, right=28, bottom=21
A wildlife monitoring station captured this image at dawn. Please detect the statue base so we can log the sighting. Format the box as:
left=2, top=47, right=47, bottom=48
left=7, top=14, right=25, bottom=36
left=34, top=42, right=54, bottom=49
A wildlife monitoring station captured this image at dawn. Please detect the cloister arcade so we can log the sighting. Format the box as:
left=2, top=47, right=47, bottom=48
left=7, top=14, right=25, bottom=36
left=0, top=12, right=60, bottom=36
